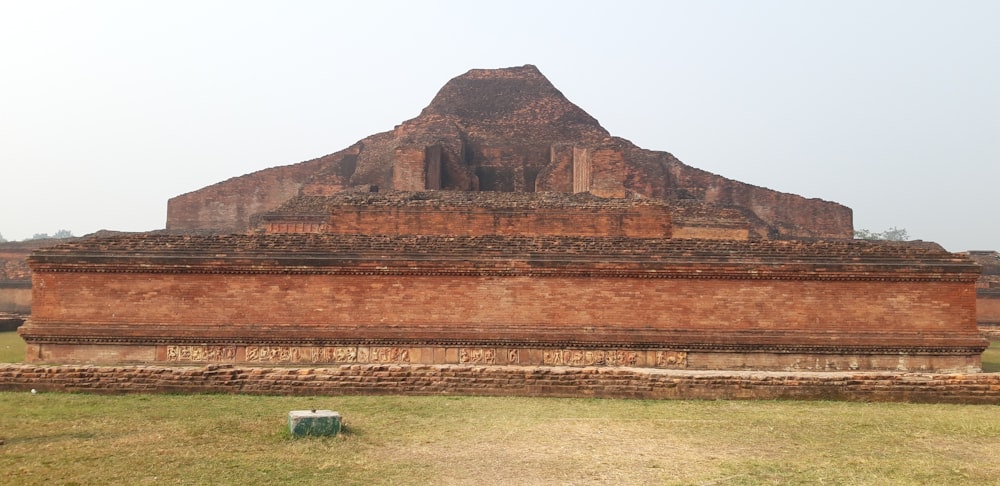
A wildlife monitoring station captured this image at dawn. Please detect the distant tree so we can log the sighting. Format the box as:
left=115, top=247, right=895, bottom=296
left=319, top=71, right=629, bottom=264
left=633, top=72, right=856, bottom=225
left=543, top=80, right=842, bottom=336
left=854, top=227, right=909, bottom=241
left=0, top=232, right=5, bottom=243
left=853, top=229, right=875, bottom=240
left=879, top=227, right=909, bottom=241
left=24, top=230, right=74, bottom=241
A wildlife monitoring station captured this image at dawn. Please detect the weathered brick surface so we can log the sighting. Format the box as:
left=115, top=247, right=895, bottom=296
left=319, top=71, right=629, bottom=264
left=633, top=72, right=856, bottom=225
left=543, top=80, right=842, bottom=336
left=968, top=251, right=1000, bottom=331
left=979, top=292, right=1000, bottom=324
left=0, top=281, right=30, bottom=315
left=164, top=65, right=852, bottom=238
left=21, top=234, right=985, bottom=371
left=262, top=192, right=699, bottom=238
left=261, top=191, right=756, bottom=240
left=2, top=363, right=999, bottom=404
left=167, top=143, right=359, bottom=232
left=0, top=239, right=74, bottom=317
left=0, top=240, right=70, bottom=281
left=24, top=273, right=977, bottom=338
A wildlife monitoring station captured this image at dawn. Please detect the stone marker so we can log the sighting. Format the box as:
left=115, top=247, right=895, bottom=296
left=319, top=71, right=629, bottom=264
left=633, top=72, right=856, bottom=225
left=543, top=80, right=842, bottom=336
left=288, top=410, right=342, bottom=437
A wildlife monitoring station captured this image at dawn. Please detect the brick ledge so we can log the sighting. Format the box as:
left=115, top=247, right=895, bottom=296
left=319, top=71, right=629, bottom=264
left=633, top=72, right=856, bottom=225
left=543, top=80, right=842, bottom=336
left=2, top=363, right=998, bottom=404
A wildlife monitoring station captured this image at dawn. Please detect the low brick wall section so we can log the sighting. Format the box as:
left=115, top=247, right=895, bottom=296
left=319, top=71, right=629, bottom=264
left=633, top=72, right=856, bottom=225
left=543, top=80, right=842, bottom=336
left=2, top=363, right=1000, bottom=404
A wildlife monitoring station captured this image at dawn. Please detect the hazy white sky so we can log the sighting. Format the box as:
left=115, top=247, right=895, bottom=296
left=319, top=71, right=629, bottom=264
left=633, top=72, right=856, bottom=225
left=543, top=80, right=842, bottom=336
left=1, top=1, right=997, bottom=251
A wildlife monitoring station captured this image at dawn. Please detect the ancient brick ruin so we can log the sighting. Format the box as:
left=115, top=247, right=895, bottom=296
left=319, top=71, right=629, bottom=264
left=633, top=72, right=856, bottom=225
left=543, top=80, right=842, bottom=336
left=166, top=65, right=852, bottom=240
left=5, top=363, right=1000, bottom=404
left=257, top=191, right=751, bottom=240
left=16, top=65, right=989, bottom=373
left=0, top=240, right=60, bottom=331
left=968, top=251, right=1000, bottom=336
left=21, top=214, right=984, bottom=371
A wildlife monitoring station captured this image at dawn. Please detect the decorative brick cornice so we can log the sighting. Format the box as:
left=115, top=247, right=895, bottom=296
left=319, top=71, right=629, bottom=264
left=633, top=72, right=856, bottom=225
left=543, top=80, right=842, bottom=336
left=19, top=322, right=988, bottom=355
left=22, top=334, right=984, bottom=356
left=5, top=363, right=1000, bottom=403
left=27, top=234, right=980, bottom=282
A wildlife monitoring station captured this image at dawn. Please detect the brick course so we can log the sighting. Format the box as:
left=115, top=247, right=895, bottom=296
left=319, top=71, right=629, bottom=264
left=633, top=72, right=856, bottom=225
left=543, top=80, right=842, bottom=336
left=968, top=251, right=1000, bottom=333
left=165, top=65, right=852, bottom=238
left=260, top=192, right=751, bottom=239
left=2, top=363, right=999, bottom=404
left=20, top=234, right=986, bottom=371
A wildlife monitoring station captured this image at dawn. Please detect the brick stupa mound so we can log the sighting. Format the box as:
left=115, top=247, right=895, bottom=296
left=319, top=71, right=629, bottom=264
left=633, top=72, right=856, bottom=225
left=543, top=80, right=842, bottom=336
left=18, top=66, right=986, bottom=373
left=255, top=191, right=753, bottom=240
left=167, top=65, right=851, bottom=239
left=969, top=251, right=1000, bottom=336
left=22, top=230, right=985, bottom=371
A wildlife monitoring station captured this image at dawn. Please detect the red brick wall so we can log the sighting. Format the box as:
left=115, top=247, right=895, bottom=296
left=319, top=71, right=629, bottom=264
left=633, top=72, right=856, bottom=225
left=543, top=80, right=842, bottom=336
left=586, top=147, right=627, bottom=198
left=3, top=363, right=1000, bottom=404
left=391, top=145, right=441, bottom=191
left=670, top=224, right=749, bottom=240
left=571, top=145, right=627, bottom=199
left=25, top=270, right=980, bottom=371
left=264, top=220, right=328, bottom=234
left=666, top=160, right=854, bottom=239
left=467, top=145, right=549, bottom=192
left=978, top=292, right=1000, bottom=326
left=391, top=145, right=427, bottom=191
left=23, top=235, right=983, bottom=370
left=0, top=285, right=30, bottom=314
left=168, top=169, right=317, bottom=232
left=29, top=273, right=975, bottom=334
left=166, top=147, right=358, bottom=232
left=326, top=206, right=671, bottom=237
left=1, top=240, right=73, bottom=314
left=536, top=144, right=574, bottom=192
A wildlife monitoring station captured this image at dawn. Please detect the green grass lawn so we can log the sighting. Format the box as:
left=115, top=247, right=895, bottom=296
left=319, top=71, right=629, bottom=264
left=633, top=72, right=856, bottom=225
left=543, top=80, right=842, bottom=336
left=1, top=333, right=1000, bottom=484
left=2, top=393, right=1000, bottom=485
left=0, top=330, right=26, bottom=362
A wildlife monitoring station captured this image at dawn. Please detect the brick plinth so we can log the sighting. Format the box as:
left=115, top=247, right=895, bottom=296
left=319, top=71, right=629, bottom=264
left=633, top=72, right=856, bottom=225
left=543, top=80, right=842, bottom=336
left=259, top=191, right=750, bottom=240
left=19, top=343, right=985, bottom=374
left=3, top=363, right=1000, bottom=404
left=165, top=65, right=853, bottom=239
left=21, top=234, right=985, bottom=371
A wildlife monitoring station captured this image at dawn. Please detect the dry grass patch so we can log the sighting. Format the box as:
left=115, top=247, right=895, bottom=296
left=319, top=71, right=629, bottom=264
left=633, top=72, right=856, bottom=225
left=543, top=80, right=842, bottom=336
left=3, top=336, right=1000, bottom=484
left=3, top=393, right=1000, bottom=485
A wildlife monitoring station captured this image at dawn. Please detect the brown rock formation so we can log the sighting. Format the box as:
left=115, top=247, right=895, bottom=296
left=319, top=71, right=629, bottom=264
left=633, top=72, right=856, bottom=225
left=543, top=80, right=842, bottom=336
left=167, top=65, right=852, bottom=239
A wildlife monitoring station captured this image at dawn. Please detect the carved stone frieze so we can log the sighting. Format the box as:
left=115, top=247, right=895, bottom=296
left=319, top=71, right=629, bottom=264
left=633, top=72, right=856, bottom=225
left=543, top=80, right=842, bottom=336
left=245, top=345, right=358, bottom=364
left=459, top=348, right=497, bottom=364
left=656, top=351, right=688, bottom=368
left=246, top=345, right=301, bottom=363
left=166, top=345, right=237, bottom=362
left=360, top=347, right=410, bottom=363
left=543, top=349, right=638, bottom=367
left=310, top=346, right=358, bottom=363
